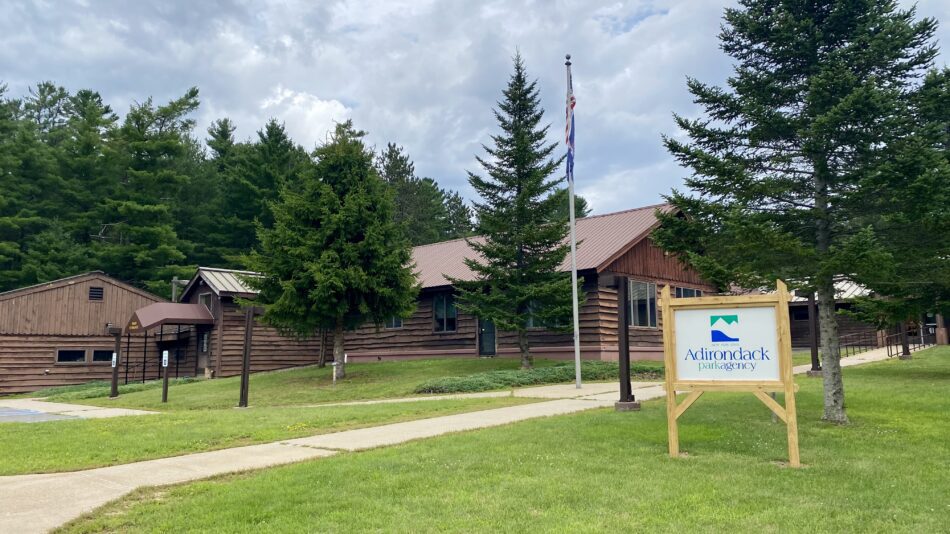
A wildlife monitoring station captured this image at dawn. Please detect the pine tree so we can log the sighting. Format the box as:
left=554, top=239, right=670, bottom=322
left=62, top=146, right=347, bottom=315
left=452, top=54, right=573, bottom=369
left=654, top=0, right=940, bottom=423
left=246, top=121, right=418, bottom=379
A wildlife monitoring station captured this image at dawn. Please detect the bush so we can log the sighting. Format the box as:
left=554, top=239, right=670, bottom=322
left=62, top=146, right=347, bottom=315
left=414, top=361, right=663, bottom=394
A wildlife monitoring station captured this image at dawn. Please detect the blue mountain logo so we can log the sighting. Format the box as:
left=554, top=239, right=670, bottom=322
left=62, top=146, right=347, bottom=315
left=710, top=314, right=739, bottom=342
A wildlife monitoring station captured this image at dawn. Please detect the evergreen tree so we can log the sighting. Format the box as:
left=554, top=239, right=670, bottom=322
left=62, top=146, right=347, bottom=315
left=452, top=54, right=573, bottom=369
left=246, top=121, right=418, bottom=379
left=90, top=88, right=201, bottom=294
left=551, top=188, right=591, bottom=220
left=654, top=0, right=940, bottom=423
left=376, top=143, right=471, bottom=245
left=443, top=190, right=474, bottom=239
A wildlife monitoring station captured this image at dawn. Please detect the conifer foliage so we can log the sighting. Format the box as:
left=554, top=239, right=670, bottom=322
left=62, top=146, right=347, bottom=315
left=453, top=54, right=574, bottom=369
left=654, top=0, right=943, bottom=423
left=245, top=121, right=418, bottom=379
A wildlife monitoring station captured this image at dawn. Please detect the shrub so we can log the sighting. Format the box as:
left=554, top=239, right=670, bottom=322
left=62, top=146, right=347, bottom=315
left=414, top=361, right=662, bottom=394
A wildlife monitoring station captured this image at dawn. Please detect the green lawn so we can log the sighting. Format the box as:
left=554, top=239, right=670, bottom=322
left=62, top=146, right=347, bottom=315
left=38, top=358, right=565, bottom=410
left=0, top=396, right=534, bottom=475
left=65, top=347, right=950, bottom=533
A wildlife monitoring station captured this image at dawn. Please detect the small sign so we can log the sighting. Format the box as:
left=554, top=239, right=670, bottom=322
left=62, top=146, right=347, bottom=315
left=162, top=350, right=169, bottom=368
left=111, top=352, right=117, bottom=368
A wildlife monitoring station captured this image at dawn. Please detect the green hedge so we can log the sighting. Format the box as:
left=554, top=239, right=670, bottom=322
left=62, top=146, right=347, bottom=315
left=414, top=361, right=663, bottom=394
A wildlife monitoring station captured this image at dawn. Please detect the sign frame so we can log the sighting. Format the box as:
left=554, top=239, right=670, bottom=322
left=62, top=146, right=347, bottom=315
left=660, top=280, right=800, bottom=467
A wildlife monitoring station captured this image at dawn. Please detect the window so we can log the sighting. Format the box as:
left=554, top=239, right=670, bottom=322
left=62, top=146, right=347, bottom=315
left=56, top=349, right=86, bottom=363
left=88, top=286, right=104, bottom=301
left=629, top=280, right=657, bottom=328
left=385, top=316, right=403, bottom=329
left=791, top=308, right=810, bottom=321
left=525, top=301, right=563, bottom=329
left=92, top=350, right=113, bottom=362
left=198, top=293, right=213, bottom=313
left=433, top=293, right=457, bottom=332
left=675, top=287, right=702, bottom=298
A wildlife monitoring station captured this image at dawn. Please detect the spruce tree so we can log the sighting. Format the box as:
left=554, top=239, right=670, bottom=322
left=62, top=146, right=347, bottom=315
left=453, top=54, right=573, bottom=369
left=654, top=0, right=940, bottom=423
left=246, top=121, right=418, bottom=379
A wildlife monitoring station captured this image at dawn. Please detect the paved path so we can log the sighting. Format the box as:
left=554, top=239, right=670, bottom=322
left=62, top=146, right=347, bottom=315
left=0, top=398, right=155, bottom=422
left=0, top=397, right=613, bottom=533
left=0, top=347, right=897, bottom=532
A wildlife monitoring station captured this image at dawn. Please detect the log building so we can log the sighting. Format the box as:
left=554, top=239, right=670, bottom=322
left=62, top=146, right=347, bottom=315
left=0, top=272, right=164, bottom=394
left=346, top=203, right=717, bottom=362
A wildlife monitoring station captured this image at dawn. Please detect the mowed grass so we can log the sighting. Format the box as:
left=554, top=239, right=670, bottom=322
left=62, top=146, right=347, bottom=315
left=0, top=396, right=535, bottom=475
left=65, top=347, right=950, bottom=533
left=38, top=358, right=564, bottom=410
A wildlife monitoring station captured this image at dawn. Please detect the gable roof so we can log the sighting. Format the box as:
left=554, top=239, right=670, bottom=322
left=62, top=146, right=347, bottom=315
left=0, top=271, right=164, bottom=303
left=182, top=267, right=261, bottom=299
left=412, top=203, right=674, bottom=288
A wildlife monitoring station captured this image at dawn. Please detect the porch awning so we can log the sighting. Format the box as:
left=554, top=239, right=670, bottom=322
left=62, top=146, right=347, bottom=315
left=126, top=302, right=214, bottom=333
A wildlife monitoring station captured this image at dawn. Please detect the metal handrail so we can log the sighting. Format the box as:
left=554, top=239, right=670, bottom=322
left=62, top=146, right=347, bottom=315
left=837, top=330, right=879, bottom=358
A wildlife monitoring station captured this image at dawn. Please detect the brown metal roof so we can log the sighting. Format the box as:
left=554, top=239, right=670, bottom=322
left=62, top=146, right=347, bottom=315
left=182, top=267, right=261, bottom=299
left=412, top=203, right=673, bottom=288
left=789, top=280, right=871, bottom=303
left=126, top=302, right=215, bottom=333
left=0, top=271, right=164, bottom=303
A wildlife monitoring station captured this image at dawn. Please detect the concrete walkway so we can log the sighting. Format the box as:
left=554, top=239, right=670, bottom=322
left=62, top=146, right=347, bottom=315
left=0, top=397, right=614, bottom=533
left=0, top=347, right=897, bottom=532
left=0, top=398, right=155, bottom=422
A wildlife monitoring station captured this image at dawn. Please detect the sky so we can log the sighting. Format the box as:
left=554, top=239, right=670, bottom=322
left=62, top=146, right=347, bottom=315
left=2, top=0, right=948, bottom=214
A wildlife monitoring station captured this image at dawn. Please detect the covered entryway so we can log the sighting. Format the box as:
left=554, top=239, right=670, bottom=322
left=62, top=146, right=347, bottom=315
left=125, top=302, right=216, bottom=380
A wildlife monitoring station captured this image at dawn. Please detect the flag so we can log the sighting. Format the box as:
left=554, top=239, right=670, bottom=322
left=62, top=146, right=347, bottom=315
left=565, top=65, right=576, bottom=184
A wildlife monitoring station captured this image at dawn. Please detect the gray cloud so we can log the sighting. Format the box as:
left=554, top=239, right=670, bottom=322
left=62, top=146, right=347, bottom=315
left=2, top=0, right=948, bottom=213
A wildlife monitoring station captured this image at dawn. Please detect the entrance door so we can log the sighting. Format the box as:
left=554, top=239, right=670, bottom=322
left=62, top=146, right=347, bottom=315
left=478, top=318, right=496, bottom=356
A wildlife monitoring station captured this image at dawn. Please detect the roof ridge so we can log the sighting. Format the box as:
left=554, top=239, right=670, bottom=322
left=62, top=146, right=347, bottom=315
left=411, top=203, right=669, bottom=252
left=198, top=266, right=261, bottom=275
left=580, top=202, right=670, bottom=221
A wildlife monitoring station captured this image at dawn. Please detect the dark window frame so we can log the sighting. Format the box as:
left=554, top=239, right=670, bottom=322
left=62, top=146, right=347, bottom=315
left=198, top=292, right=214, bottom=314
left=629, top=279, right=658, bottom=329
left=56, top=348, right=88, bottom=364
left=433, top=292, right=457, bottom=333
left=91, top=349, right=114, bottom=364
left=674, top=287, right=703, bottom=299
left=385, top=316, right=404, bottom=329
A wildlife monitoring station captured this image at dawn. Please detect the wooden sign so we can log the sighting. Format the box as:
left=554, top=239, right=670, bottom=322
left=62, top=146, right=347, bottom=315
left=660, top=280, right=800, bottom=467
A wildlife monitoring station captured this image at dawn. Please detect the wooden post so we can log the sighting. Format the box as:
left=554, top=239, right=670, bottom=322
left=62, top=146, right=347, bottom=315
left=936, top=314, right=948, bottom=345
left=899, top=321, right=912, bottom=359
left=141, top=331, right=148, bottom=383
left=615, top=275, right=638, bottom=410
left=161, top=350, right=169, bottom=403
left=776, top=280, right=801, bottom=468
left=109, top=327, right=122, bottom=398
left=660, top=285, right=679, bottom=457
left=124, top=332, right=131, bottom=385
left=238, top=307, right=255, bottom=408
left=807, top=293, right=821, bottom=377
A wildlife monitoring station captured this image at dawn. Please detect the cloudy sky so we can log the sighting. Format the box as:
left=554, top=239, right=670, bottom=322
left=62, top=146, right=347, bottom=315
left=2, top=0, right=948, bottom=214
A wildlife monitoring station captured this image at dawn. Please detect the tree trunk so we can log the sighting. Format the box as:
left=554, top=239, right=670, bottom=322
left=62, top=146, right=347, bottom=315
left=333, top=322, right=345, bottom=380
left=814, top=161, right=847, bottom=424
left=518, top=329, right=532, bottom=370
left=317, top=328, right=328, bottom=368
left=817, top=277, right=847, bottom=423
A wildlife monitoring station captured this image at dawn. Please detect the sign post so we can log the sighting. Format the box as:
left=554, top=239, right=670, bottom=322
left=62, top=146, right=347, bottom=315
left=161, top=349, right=170, bottom=403
left=661, top=280, right=800, bottom=467
left=108, top=326, right=123, bottom=398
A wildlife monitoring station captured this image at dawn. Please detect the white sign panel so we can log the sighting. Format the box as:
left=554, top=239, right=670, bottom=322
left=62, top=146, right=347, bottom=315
left=111, top=352, right=117, bottom=368
left=673, top=306, right=780, bottom=382
left=162, top=350, right=169, bottom=368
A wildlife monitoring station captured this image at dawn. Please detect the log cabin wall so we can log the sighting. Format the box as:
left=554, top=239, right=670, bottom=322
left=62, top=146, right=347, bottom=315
left=345, top=290, right=478, bottom=360
left=788, top=302, right=879, bottom=348
left=213, top=298, right=323, bottom=378
left=0, top=273, right=165, bottom=394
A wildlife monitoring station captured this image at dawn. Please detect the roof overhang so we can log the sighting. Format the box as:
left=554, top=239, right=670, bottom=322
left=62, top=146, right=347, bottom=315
left=126, top=302, right=215, bottom=333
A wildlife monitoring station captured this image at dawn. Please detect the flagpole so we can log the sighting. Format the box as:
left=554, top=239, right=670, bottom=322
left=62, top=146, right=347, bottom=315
left=566, top=54, right=582, bottom=389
